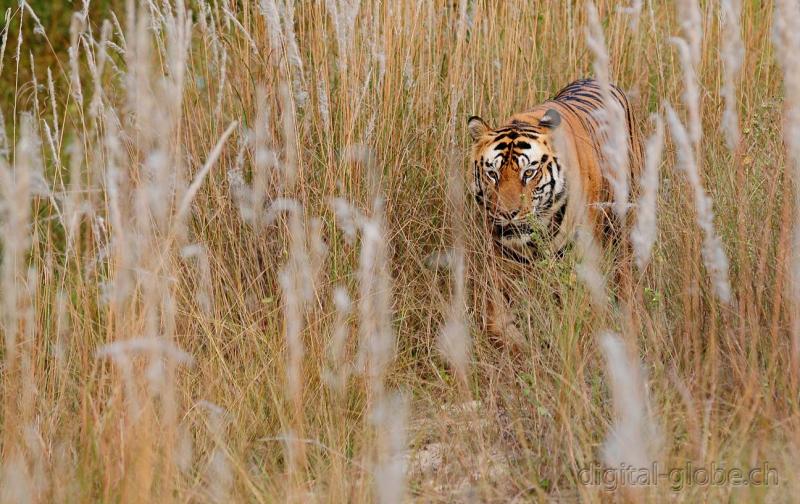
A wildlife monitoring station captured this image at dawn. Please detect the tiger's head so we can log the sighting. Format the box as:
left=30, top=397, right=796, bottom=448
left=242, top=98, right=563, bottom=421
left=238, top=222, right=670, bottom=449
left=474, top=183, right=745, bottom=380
left=467, top=109, right=565, bottom=243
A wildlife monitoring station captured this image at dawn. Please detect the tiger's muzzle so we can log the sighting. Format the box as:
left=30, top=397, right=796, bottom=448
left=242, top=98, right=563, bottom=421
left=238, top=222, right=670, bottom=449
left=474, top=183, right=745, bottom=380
left=491, top=218, right=533, bottom=239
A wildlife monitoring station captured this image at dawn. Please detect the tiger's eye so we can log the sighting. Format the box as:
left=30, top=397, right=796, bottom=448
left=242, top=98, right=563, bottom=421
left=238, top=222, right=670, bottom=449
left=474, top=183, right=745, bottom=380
left=523, top=169, right=534, bottom=179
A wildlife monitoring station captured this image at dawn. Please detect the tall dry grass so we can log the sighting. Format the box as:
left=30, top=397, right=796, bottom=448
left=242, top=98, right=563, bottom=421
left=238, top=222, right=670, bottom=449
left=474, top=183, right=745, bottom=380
left=0, top=0, right=796, bottom=502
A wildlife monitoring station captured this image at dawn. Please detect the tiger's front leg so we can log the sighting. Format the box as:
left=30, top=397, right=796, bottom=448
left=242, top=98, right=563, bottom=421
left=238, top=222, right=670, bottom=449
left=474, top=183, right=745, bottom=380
left=484, top=277, right=526, bottom=354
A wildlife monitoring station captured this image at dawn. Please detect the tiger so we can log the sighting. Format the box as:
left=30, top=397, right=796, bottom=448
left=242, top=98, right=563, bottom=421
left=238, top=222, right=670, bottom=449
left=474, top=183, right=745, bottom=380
left=467, top=78, right=643, bottom=345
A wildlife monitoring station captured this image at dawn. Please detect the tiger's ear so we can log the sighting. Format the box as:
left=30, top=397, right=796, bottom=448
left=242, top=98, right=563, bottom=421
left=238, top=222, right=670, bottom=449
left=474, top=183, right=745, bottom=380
left=467, top=116, right=491, bottom=141
left=539, top=108, right=562, bottom=130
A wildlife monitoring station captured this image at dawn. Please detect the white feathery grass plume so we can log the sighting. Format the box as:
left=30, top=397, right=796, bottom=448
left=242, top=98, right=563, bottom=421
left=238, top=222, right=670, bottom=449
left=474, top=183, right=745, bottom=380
left=175, top=421, right=193, bottom=475
left=42, top=120, right=60, bottom=174
left=177, top=120, right=238, bottom=222
left=436, top=239, right=469, bottom=381
left=180, top=244, right=214, bottom=315
left=214, top=48, right=227, bottom=120
left=162, top=0, right=191, bottom=117
left=308, top=217, right=329, bottom=289
left=267, top=200, right=313, bottom=402
left=280, top=0, right=308, bottom=107
left=221, top=5, right=258, bottom=53
left=331, top=147, right=395, bottom=398
left=28, top=50, right=41, bottom=119
left=196, top=0, right=213, bottom=40
left=325, top=0, right=361, bottom=73
left=47, top=67, right=60, bottom=142
left=368, top=4, right=386, bottom=87
left=317, top=69, right=332, bottom=133
left=270, top=72, right=317, bottom=412
left=101, top=107, right=135, bottom=307
left=773, top=0, right=800, bottom=357
left=0, top=8, right=10, bottom=78
left=618, top=0, right=643, bottom=30
left=108, top=9, right=125, bottom=51
left=720, top=0, right=744, bottom=151
left=20, top=267, right=38, bottom=417
left=259, top=0, right=284, bottom=57
left=322, top=286, right=352, bottom=394
left=436, top=121, right=470, bottom=382
left=22, top=424, right=48, bottom=501
left=665, top=104, right=733, bottom=304
left=226, top=163, right=251, bottom=219
left=96, top=337, right=195, bottom=367
left=0, top=107, right=8, bottom=160
left=0, top=453, right=33, bottom=504
left=0, top=114, right=35, bottom=358
left=670, top=36, right=702, bottom=148
left=631, top=115, right=665, bottom=271
left=21, top=1, right=44, bottom=36
left=68, top=12, right=85, bottom=107
left=586, top=2, right=630, bottom=220
left=280, top=82, right=299, bottom=191
left=256, top=0, right=308, bottom=107
left=206, top=447, right=233, bottom=503
left=575, top=225, right=608, bottom=308
left=330, top=195, right=363, bottom=243
left=600, top=332, right=661, bottom=472
left=13, top=4, right=21, bottom=71
left=371, top=392, right=409, bottom=504
left=87, top=20, right=113, bottom=118
left=268, top=201, right=325, bottom=491
left=196, top=0, right=226, bottom=118
left=198, top=401, right=232, bottom=503
left=54, top=290, right=70, bottom=377
left=4, top=263, right=40, bottom=493
left=357, top=196, right=394, bottom=397
left=63, top=141, right=86, bottom=255
left=96, top=337, right=195, bottom=420
left=678, top=0, right=703, bottom=68
left=251, top=89, right=279, bottom=224
left=402, top=56, right=414, bottom=91
left=551, top=116, right=608, bottom=309
left=331, top=185, right=406, bottom=504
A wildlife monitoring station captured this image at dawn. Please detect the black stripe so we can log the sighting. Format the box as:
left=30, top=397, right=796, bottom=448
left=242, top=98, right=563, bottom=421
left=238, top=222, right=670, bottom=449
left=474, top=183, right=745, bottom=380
left=549, top=198, right=567, bottom=236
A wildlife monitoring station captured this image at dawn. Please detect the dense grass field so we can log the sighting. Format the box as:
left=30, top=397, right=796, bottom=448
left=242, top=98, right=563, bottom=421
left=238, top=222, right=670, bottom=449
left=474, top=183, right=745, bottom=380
left=1, top=0, right=798, bottom=502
